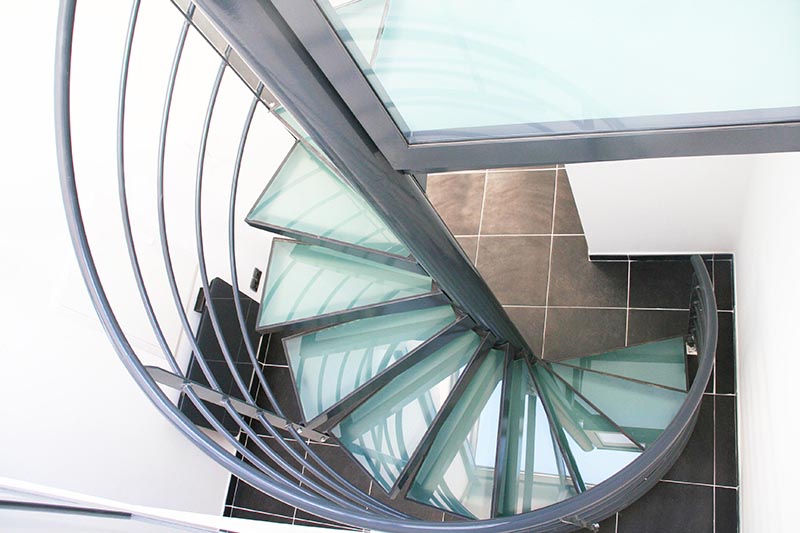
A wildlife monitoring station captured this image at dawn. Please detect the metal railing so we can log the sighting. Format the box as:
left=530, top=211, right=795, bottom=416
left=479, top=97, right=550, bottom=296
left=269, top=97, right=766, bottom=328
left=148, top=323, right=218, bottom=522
left=54, top=0, right=717, bottom=530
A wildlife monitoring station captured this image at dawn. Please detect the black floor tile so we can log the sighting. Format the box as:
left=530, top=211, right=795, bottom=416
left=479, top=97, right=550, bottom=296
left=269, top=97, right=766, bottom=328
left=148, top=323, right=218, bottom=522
left=294, top=517, right=358, bottom=530
left=543, top=307, right=626, bottom=360
left=597, top=513, right=617, bottom=532
left=264, top=332, right=289, bottom=366
left=255, top=366, right=303, bottom=422
left=233, top=479, right=296, bottom=519
left=304, top=442, right=373, bottom=494
left=716, top=487, right=739, bottom=533
left=713, top=260, right=734, bottom=311
left=617, top=482, right=713, bottom=533
left=715, top=395, right=739, bottom=487
left=456, top=236, right=478, bottom=264
left=229, top=507, right=294, bottom=524
left=480, top=170, right=556, bottom=235
left=687, top=353, right=714, bottom=393
left=367, top=488, right=444, bottom=521
left=225, top=476, right=239, bottom=506
left=715, top=313, right=736, bottom=394
left=504, top=306, right=545, bottom=356
left=663, top=395, right=714, bottom=484
left=629, top=260, right=694, bottom=309
left=553, top=170, right=584, bottom=234
left=477, top=236, right=550, bottom=306
left=627, top=309, right=690, bottom=345
left=426, top=172, right=485, bottom=235
left=548, top=236, right=628, bottom=307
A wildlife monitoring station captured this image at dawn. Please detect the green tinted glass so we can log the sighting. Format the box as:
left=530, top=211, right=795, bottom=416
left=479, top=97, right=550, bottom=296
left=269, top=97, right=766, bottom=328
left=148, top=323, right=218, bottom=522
left=407, top=349, right=505, bottom=519
left=533, top=365, right=642, bottom=490
left=285, top=306, right=456, bottom=421
left=248, top=144, right=409, bottom=256
left=550, top=363, right=686, bottom=447
left=333, top=331, right=481, bottom=492
left=258, top=240, right=431, bottom=329
left=496, top=359, right=576, bottom=516
left=560, top=337, right=688, bottom=391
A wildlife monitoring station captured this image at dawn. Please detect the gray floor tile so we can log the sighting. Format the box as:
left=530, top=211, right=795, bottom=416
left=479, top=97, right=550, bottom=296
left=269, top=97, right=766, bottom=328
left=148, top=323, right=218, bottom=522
left=627, top=309, right=690, bottom=345
left=504, top=306, right=545, bottom=356
left=553, top=170, right=584, bottom=234
left=476, top=236, right=550, bottom=305
left=426, top=172, right=485, bottom=235
left=548, top=236, right=628, bottom=307
left=456, top=236, right=478, bottom=264
left=480, top=170, right=556, bottom=235
left=543, top=307, right=626, bottom=360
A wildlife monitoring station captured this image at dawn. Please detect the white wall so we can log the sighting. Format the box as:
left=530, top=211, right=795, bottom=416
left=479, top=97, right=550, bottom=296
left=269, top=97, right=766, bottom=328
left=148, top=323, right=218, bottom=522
left=566, top=154, right=754, bottom=255
left=0, top=0, right=292, bottom=514
left=734, top=152, right=800, bottom=533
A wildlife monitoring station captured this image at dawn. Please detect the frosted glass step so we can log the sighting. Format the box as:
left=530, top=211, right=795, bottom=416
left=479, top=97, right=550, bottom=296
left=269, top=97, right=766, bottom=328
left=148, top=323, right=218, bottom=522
left=247, top=143, right=410, bottom=256
left=495, top=359, right=576, bottom=516
left=558, top=337, right=688, bottom=391
left=258, top=240, right=432, bottom=330
left=407, top=348, right=505, bottom=519
left=331, top=331, right=482, bottom=493
left=532, top=365, right=643, bottom=491
left=336, top=0, right=387, bottom=63
left=273, top=106, right=322, bottom=155
left=284, top=305, right=457, bottom=422
left=550, top=363, right=687, bottom=447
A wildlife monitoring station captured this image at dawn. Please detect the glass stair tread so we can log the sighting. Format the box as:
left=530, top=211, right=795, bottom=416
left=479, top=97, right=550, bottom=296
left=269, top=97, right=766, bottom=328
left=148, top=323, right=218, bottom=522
left=558, top=336, right=688, bottom=391
left=284, top=305, right=457, bottom=422
left=549, top=362, right=687, bottom=447
left=406, top=347, right=506, bottom=519
left=532, top=365, right=643, bottom=491
left=247, top=142, right=410, bottom=257
left=331, top=330, right=483, bottom=493
left=495, top=358, right=577, bottom=517
left=257, top=239, right=433, bottom=330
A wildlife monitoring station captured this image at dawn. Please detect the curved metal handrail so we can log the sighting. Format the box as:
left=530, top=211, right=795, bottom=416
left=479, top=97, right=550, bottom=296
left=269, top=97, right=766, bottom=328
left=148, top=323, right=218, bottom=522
left=55, top=0, right=717, bottom=530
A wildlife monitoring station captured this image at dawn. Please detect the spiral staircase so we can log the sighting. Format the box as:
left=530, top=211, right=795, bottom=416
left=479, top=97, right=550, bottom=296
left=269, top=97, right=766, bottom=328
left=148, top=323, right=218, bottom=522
left=55, top=0, right=717, bottom=531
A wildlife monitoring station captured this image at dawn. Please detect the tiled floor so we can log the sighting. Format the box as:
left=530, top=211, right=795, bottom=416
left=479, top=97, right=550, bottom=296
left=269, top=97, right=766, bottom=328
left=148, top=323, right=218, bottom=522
left=222, top=167, right=739, bottom=532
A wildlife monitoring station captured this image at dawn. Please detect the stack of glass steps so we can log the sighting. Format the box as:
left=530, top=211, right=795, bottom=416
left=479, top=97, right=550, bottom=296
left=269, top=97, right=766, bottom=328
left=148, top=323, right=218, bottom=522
left=244, top=101, right=696, bottom=521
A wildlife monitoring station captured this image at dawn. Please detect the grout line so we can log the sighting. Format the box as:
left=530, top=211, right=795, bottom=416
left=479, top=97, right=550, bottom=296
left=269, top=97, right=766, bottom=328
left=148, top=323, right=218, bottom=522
left=454, top=233, right=584, bottom=238
left=489, top=166, right=560, bottom=174
left=540, top=168, right=559, bottom=358
left=615, top=512, right=619, bottom=533
left=661, top=479, right=737, bottom=490
left=473, top=170, right=489, bottom=265
left=503, top=304, right=691, bottom=312
left=228, top=505, right=295, bottom=522
left=431, top=166, right=558, bottom=176
left=625, top=258, right=631, bottom=346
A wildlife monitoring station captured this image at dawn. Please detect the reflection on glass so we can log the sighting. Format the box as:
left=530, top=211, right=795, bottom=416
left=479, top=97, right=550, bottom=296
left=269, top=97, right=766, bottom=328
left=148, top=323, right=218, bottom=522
left=496, top=359, right=576, bottom=516
left=533, top=365, right=642, bottom=490
left=273, top=106, right=324, bottom=156
left=560, top=337, right=688, bottom=391
left=258, top=240, right=432, bottom=329
left=407, top=349, right=505, bottom=519
left=335, top=0, right=387, bottom=63
left=550, top=363, right=686, bottom=447
left=318, top=0, right=800, bottom=141
left=285, top=306, right=456, bottom=421
left=248, top=143, right=409, bottom=256
left=333, top=331, right=481, bottom=492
